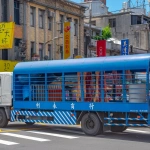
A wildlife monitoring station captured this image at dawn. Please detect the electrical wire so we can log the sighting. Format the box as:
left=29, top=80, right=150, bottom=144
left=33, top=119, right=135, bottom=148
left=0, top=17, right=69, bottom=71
left=108, top=3, right=149, bottom=13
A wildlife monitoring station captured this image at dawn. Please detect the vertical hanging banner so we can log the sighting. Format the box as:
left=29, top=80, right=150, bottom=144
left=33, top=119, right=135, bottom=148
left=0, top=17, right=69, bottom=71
left=121, top=39, right=129, bottom=55
left=96, top=40, right=106, bottom=57
left=63, top=22, right=74, bottom=59
left=0, top=22, right=15, bottom=49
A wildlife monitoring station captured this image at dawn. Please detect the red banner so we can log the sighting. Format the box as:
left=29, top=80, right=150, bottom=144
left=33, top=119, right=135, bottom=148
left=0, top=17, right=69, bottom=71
left=96, top=40, right=106, bottom=57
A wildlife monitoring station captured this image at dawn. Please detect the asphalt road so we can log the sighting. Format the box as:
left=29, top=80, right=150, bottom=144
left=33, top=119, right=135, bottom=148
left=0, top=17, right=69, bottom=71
left=0, top=123, right=150, bottom=150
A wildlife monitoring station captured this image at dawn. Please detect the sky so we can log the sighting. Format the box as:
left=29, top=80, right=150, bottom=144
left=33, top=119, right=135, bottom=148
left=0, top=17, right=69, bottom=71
left=71, top=0, right=150, bottom=13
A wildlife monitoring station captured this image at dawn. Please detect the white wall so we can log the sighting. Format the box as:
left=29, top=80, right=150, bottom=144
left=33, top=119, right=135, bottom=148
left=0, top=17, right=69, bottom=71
left=81, top=1, right=108, bottom=17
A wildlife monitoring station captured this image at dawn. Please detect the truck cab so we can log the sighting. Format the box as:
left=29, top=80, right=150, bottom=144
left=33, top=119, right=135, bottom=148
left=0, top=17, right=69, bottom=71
left=0, top=72, right=12, bottom=128
left=0, top=72, right=12, bottom=106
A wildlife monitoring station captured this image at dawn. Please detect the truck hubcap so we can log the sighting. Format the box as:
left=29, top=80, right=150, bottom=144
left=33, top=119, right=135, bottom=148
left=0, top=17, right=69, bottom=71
left=86, top=119, right=95, bottom=129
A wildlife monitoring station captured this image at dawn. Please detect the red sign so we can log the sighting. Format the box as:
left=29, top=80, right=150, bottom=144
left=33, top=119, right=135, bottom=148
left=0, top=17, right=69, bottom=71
left=96, top=40, right=106, bottom=57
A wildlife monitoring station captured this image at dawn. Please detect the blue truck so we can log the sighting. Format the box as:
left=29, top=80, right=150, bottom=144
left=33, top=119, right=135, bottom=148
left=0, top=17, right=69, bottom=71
left=0, top=54, right=150, bottom=136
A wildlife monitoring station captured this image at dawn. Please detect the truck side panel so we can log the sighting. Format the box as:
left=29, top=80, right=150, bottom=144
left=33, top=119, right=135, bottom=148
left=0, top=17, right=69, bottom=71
left=11, top=110, right=76, bottom=125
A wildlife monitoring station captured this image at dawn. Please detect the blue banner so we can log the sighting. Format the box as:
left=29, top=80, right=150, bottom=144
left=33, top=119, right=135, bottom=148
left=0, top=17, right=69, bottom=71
left=121, top=39, right=129, bottom=55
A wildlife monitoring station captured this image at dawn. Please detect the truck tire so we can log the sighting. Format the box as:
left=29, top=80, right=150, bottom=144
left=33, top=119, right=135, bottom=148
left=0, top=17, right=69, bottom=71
left=81, top=113, right=102, bottom=136
left=111, top=126, right=127, bottom=132
left=0, top=109, right=8, bottom=128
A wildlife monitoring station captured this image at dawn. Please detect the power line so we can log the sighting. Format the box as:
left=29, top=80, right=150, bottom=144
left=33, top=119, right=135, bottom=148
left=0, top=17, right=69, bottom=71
left=109, top=3, right=150, bottom=13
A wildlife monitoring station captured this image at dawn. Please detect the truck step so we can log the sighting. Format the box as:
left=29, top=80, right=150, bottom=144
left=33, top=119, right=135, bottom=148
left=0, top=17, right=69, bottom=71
left=104, top=123, right=148, bottom=127
left=104, top=117, right=148, bottom=121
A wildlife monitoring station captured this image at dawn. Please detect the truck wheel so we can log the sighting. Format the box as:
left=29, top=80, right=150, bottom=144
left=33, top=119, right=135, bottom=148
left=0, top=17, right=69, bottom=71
left=25, top=122, right=35, bottom=125
left=0, top=109, right=8, bottom=128
left=111, top=126, right=127, bottom=132
left=81, top=113, right=102, bottom=136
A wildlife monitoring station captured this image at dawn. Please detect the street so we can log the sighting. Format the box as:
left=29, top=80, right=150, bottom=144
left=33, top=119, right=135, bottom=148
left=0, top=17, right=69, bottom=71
left=0, top=123, right=150, bottom=150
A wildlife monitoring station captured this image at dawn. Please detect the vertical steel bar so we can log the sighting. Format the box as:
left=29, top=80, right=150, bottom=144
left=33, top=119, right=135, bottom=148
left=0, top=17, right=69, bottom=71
left=62, top=73, right=65, bottom=102
left=101, top=72, right=104, bottom=102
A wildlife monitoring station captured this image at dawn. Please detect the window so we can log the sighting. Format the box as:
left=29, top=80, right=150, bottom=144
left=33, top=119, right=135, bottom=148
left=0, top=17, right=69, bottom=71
left=39, top=43, right=43, bottom=60
left=15, top=38, right=21, bottom=46
left=96, top=32, right=100, bottom=36
left=14, top=0, right=20, bottom=24
left=39, top=9, right=44, bottom=28
left=109, top=18, right=116, bottom=27
left=74, top=19, right=78, bottom=36
left=91, top=20, right=96, bottom=26
left=131, top=15, right=142, bottom=25
left=60, top=15, right=64, bottom=33
left=48, top=44, right=52, bottom=59
left=67, top=17, right=72, bottom=22
left=2, top=0, right=7, bottom=21
left=48, top=17, right=52, bottom=30
left=31, top=42, right=35, bottom=58
left=143, top=18, right=148, bottom=24
left=30, top=7, right=35, bottom=27
left=60, top=46, right=63, bottom=59
left=2, top=50, right=8, bottom=60
left=74, top=48, right=78, bottom=57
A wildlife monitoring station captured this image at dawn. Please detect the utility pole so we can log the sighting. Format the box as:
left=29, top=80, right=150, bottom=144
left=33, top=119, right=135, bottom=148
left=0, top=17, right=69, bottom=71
left=88, top=2, right=92, bottom=57
left=128, top=0, right=131, bottom=8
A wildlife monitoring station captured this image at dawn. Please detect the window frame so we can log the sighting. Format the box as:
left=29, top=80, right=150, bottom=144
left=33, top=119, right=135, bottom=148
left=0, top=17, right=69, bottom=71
left=60, top=46, right=63, bottom=59
left=48, top=44, right=52, bottom=60
left=109, top=18, right=116, bottom=28
left=48, top=16, right=52, bottom=30
left=74, top=19, right=78, bottom=36
left=74, top=48, right=78, bottom=57
left=60, top=14, right=64, bottom=33
left=39, top=9, right=44, bottom=29
left=14, top=0, right=20, bottom=25
left=39, top=43, right=44, bottom=60
left=131, top=15, right=142, bottom=25
left=31, top=42, right=35, bottom=59
left=30, top=7, right=35, bottom=27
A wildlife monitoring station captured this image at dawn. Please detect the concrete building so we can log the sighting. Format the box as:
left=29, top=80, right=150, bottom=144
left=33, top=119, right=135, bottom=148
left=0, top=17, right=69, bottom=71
left=82, top=0, right=150, bottom=55
left=84, top=23, right=102, bottom=57
left=0, top=0, right=86, bottom=61
left=81, top=0, right=108, bottom=17
left=86, top=11, right=150, bottom=54
left=84, top=0, right=106, bottom=5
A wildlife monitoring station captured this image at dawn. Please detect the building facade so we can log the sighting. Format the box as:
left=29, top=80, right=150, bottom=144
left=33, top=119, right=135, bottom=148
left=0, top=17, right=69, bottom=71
left=87, top=11, right=150, bottom=53
left=0, top=0, right=85, bottom=61
left=82, top=0, right=108, bottom=17
left=84, top=0, right=106, bottom=5
left=84, top=23, right=102, bottom=57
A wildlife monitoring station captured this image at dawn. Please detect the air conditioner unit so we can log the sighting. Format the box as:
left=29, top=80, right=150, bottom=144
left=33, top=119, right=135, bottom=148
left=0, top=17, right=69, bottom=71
left=19, top=41, right=26, bottom=48
left=48, top=11, right=55, bottom=18
left=19, top=52, right=26, bottom=58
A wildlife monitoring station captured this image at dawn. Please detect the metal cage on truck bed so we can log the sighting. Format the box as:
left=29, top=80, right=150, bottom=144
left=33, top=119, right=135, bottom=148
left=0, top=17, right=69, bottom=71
left=11, top=54, right=150, bottom=135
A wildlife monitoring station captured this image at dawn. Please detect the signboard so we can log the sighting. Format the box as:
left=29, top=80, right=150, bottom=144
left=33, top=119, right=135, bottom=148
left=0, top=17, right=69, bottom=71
left=63, top=22, right=74, bottom=59
left=0, top=22, right=15, bottom=49
left=121, top=39, right=129, bottom=55
left=0, top=60, right=18, bottom=72
left=96, top=40, right=106, bottom=57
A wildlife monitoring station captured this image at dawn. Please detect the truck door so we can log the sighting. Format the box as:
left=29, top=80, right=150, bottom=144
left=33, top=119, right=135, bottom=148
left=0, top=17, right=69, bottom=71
left=0, top=75, right=2, bottom=104
left=3, top=74, right=12, bottom=105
